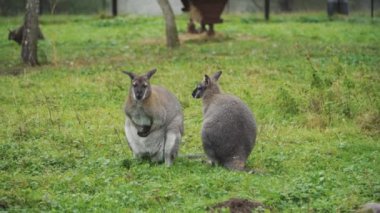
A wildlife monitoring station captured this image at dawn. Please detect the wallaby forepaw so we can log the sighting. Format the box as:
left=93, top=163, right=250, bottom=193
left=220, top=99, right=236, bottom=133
left=137, top=125, right=151, bottom=137
left=137, top=131, right=150, bottom=137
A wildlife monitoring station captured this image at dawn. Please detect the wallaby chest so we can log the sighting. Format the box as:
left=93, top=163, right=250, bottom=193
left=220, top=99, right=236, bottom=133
left=128, top=106, right=152, bottom=127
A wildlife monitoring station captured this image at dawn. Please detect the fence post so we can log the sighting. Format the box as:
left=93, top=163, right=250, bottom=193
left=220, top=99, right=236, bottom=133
left=265, top=0, right=270, bottom=21
left=371, top=0, right=374, bottom=18
left=112, top=0, right=117, bottom=16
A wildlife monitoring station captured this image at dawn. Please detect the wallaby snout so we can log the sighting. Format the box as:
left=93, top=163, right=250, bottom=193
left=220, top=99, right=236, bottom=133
left=134, top=86, right=146, bottom=100
left=192, top=84, right=204, bottom=99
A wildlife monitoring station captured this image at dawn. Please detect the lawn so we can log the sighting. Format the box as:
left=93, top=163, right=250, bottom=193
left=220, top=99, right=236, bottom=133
left=0, top=12, right=379, bottom=211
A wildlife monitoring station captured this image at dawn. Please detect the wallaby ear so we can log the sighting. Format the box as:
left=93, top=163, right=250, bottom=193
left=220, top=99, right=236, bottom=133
left=146, top=68, right=157, bottom=79
left=212, top=71, right=222, bottom=81
left=204, top=75, right=211, bottom=86
left=122, top=71, right=136, bottom=80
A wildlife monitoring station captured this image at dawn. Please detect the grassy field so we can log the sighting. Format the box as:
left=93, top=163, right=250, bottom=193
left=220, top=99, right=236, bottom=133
left=0, top=12, right=379, bottom=211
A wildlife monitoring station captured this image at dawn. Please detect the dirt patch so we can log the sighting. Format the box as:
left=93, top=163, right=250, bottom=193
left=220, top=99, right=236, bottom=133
left=137, top=37, right=164, bottom=46
left=356, top=111, right=380, bottom=135
left=236, top=34, right=268, bottom=42
left=181, top=32, right=232, bottom=44
left=0, top=65, right=26, bottom=76
left=208, top=198, right=267, bottom=213
left=0, top=62, right=54, bottom=76
left=304, top=113, right=328, bottom=130
left=137, top=32, right=267, bottom=46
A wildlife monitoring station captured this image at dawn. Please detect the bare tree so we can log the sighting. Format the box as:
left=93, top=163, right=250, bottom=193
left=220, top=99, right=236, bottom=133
left=157, top=0, right=180, bottom=48
left=22, top=0, right=40, bottom=66
left=112, top=0, right=117, bottom=16
left=48, top=0, right=60, bottom=14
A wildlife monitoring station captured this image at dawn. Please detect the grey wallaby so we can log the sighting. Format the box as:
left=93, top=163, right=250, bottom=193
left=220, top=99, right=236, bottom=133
left=192, top=71, right=257, bottom=170
left=123, top=68, right=184, bottom=166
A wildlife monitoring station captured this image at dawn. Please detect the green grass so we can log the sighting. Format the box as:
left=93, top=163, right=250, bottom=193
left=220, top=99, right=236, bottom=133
left=0, top=12, right=379, bottom=211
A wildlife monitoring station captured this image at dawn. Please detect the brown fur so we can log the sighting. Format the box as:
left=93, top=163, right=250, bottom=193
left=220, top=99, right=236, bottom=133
left=8, top=25, right=44, bottom=45
left=123, top=69, right=184, bottom=166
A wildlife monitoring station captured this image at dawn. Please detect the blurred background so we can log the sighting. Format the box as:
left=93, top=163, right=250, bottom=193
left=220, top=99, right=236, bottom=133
left=0, top=0, right=378, bottom=16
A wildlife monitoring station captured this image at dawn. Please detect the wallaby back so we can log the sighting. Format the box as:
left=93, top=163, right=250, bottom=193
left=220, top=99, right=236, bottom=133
left=203, top=94, right=256, bottom=170
left=192, top=71, right=257, bottom=170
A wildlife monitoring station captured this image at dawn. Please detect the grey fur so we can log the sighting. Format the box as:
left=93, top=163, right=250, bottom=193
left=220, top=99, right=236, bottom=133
left=192, top=71, right=257, bottom=170
left=357, top=203, right=380, bottom=213
left=123, top=69, right=184, bottom=166
left=8, top=25, right=44, bottom=45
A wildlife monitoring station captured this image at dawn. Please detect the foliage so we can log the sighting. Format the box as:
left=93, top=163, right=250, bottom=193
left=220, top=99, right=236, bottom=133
left=0, top=13, right=379, bottom=211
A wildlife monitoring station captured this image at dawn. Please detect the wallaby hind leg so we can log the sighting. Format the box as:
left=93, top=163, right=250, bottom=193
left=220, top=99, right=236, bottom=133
left=203, top=146, right=218, bottom=166
left=164, top=131, right=180, bottom=166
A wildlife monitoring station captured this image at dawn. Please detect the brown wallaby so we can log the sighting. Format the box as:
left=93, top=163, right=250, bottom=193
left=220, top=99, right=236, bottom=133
left=192, top=71, right=257, bottom=171
left=123, top=68, right=184, bottom=166
left=8, top=25, right=44, bottom=45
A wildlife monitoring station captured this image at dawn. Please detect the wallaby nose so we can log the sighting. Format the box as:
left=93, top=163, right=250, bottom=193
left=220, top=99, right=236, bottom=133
left=134, top=91, right=143, bottom=100
left=192, top=89, right=196, bottom=98
left=136, top=94, right=143, bottom=100
left=192, top=88, right=200, bottom=99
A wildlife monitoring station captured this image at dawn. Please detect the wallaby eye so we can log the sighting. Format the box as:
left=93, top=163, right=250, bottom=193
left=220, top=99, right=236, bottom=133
left=132, top=82, right=137, bottom=87
left=143, top=83, right=148, bottom=88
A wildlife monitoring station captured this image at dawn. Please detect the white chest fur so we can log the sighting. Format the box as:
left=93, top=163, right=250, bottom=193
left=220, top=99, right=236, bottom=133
left=129, top=109, right=151, bottom=126
left=124, top=118, right=165, bottom=161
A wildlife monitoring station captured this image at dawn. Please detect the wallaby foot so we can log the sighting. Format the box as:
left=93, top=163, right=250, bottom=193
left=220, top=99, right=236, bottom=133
left=206, top=24, right=215, bottom=36
left=200, top=23, right=207, bottom=33
left=223, top=159, right=246, bottom=171
left=204, top=149, right=218, bottom=166
left=208, top=160, right=217, bottom=166
left=187, top=22, right=197, bottom=34
left=137, top=125, right=151, bottom=137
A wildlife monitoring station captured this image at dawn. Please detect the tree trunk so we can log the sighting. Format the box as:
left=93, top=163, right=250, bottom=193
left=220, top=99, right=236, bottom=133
left=112, top=0, right=117, bottom=16
left=22, top=0, right=40, bottom=66
left=371, top=0, right=374, bottom=18
left=157, top=0, right=180, bottom=48
left=264, top=0, right=270, bottom=21
left=48, top=0, right=60, bottom=14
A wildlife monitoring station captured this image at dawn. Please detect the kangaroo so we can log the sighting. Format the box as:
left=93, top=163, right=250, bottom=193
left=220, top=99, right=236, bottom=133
left=192, top=71, right=257, bottom=171
left=123, top=68, right=184, bottom=166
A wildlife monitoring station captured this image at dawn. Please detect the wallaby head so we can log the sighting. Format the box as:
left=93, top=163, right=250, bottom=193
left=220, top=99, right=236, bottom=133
left=192, top=71, right=222, bottom=99
left=8, top=29, right=16, bottom=40
left=122, top=68, right=157, bottom=101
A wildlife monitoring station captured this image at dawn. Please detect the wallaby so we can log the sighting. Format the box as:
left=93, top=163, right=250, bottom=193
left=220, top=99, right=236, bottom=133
left=123, top=68, right=184, bottom=166
left=192, top=71, right=257, bottom=171
left=8, top=25, right=44, bottom=45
